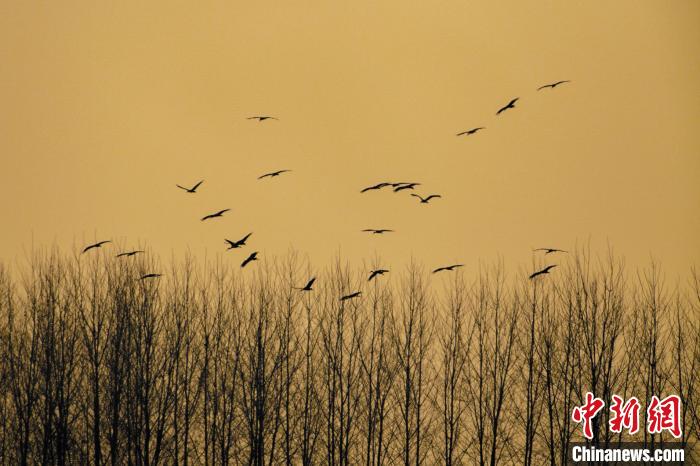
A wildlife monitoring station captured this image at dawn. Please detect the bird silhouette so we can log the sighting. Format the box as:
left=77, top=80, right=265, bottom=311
left=247, top=116, right=278, bottom=121
left=82, top=240, right=111, bottom=254
left=537, top=80, right=570, bottom=91
left=140, top=273, right=162, bottom=280
left=411, top=194, right=441, bottom=204
left=225, top=233, right=252, bottom=250
left=176, top=180, right=204, bottom=193
left=496, top=98, right=519, bottom=115
left=340, top=291, right=362, bottom=301
left=116, top=250, right=144, bottom=258
left=368, top=269, right=389, bottom=281
left=394, top=183, right=420, bottom=192
left=201, top=209, right=230, bottom=221
left=433, top=264, right=464, bottom=273
left=529, top=265, right=557, bottom=279
left=362, top=229, right=394, bottom=234
left=361, top=182, right=392, bottom=193
left=258, top=170, right=291, bottom=179
left=241, top=252, right=258, bottom=268
left=295, top=277, right=316, bottom=291
left=457, top=127, right=485, bottom=136
left=534, top=248, right=567, bottom=255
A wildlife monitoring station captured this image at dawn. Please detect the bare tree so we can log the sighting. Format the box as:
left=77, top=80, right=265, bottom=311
left=0, top=247, right=697, bottom=464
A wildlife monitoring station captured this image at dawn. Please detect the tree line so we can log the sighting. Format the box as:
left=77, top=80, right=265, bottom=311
left=0, top=248, right=697, bottom=465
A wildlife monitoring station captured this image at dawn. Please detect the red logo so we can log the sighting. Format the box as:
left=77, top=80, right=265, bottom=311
left=572, top=392, right=605, bottom=440
left=647, top=395, right=682, bottom=438
left=572, top=393, right=682, bottom=439
left=609, top=395, right=641, bottom=435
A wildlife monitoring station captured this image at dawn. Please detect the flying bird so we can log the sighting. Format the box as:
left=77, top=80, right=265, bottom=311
left=295, top=277, right=316, bottom=291
left=411, top=194, right=441, bottom=204
left=176, top=180, right=204, bottom=193
left=368, top=269, right=389, bottom=281
left=529, top=265, right=557, bottom=279
left=340, top=291, right=362, bottom=301
left=394, top=183, right=420, bottom=192
left=362, top=229, right=394, bottom=234
left=534, top=248, right=567, bottom=255
left=116, top=250, right=144, bottom=258
left=457, top=127, right=485, bottom=136
left=247, top=116, right=278, bottom=121
left=496, top=98, right=519, bottom=115
left=82, top=240, right=111, bottom=254
left=140, top=273, right=162, bottom=280
left=537, top=80, right=570, bottom=91
left=225, top=233, right=252, bottom=250
left=201, top=209, right=230, bottom=221
left=432, top=264, right=464, bottom=273
left=241, top=252, right=258, bottom=268
left=258, top=170, right=291, bottom=179
left=361, top=182, right=392, bottom=193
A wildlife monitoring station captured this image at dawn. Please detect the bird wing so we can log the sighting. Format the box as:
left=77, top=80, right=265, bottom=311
left=368, top=271, right=378, bottom=281
left=258, top=173, right=272, bottom=179
left=537, top=84, right=552, bottom=91
left=192, top=180, right=204, bottom=190
left=410, top=194, right=423, bottom=201
left=224, top=239, right=235, bottom=247
left=425, top=195, right=441, bottom=201
left=432, top=267, right=446, bottom=273
left=498, top=99, right=517, bottom=113
left=306, top=277, right=316, bottom=288
left=238, top=232, right=252, bottom=243
left=176, top=184, right=189, bottom=191
left=456, top=131, right=468, bottom=136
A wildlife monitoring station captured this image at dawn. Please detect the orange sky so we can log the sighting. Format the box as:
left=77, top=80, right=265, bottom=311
left=0, top=1, right=698, bottom=278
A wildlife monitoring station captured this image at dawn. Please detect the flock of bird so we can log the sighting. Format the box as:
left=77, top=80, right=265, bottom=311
left=81, top=80, right=571, bottom=294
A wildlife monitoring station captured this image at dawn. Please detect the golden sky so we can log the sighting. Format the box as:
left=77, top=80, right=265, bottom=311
left=1, top=1, right=698, bottom=277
